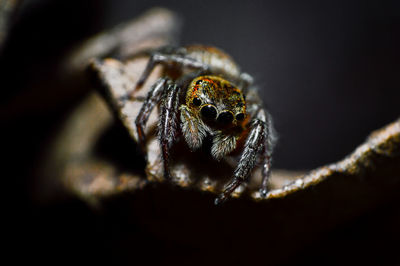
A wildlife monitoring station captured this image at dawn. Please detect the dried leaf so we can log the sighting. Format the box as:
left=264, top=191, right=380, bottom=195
left=38, top=8, right=400, bottom=264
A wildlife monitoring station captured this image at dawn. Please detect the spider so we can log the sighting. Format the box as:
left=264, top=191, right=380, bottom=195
left=131, top=45, right=276, bottom=204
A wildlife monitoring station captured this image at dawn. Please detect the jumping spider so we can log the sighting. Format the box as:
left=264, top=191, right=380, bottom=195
left=131, top=45, right=276, bottom=204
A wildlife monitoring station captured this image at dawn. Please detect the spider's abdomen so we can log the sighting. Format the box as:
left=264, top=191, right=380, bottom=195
left=184, top=45, right=240, bottom=79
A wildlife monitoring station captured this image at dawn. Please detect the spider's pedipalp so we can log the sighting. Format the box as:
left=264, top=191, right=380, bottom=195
left=180, top=105, right=209, bottom=150
left=211, top=132, right=238, bottom=160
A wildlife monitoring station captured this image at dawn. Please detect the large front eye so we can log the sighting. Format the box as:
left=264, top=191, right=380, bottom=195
left=236, top=113, right=245, bottom=121
left=217, top=111, right=234, bottom=124
left=200, top=105, right=217, bottom=120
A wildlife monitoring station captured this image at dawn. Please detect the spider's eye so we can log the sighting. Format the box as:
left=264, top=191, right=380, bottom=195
left=217, top=111, right=234, bottom=124
left=236, top=113, right=245, bottom=121
left=193, top=98, right=202, bottom=106
left=200, top=105, right=217, bottom=120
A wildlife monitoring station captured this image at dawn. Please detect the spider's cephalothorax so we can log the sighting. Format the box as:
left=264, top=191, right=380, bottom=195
left=132, top=45, right=276, bottom=204
left=182, top=75, right=247, bottom=158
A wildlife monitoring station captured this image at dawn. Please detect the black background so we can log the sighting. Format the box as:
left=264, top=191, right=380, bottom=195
left=2, top=0, right=400, bottom=265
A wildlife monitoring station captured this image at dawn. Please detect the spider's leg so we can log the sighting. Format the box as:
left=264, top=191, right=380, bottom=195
left=215, top=108, right=272, bottom=205
left=260, top=113, right=276, bottom=198
left=132, top=51, right=210, bottom=95
left=135, top=77, right=168, bottom=152
left=260, top=155, right=272, bottom=197
left=159, top=83, right=181, bottom=181
left=134, top=54, right=158, bottom=90
left=237, top=72, right=254, bottom=93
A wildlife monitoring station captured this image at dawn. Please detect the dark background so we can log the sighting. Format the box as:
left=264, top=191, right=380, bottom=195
left=2, top=0, right=399, bottom=265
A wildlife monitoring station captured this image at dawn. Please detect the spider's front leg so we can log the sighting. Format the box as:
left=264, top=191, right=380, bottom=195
left=215, top=108, right=274, bottom=205
left=158, top=83, right=181, bottom=181
left=135, top=77, right=168, bottom=153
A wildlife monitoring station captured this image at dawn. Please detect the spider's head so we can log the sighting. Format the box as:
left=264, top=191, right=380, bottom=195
left=186, top=75, right=246, bottom=127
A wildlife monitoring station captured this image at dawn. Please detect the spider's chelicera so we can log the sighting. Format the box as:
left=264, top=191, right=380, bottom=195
left=132, top=45, right=276, bottom=204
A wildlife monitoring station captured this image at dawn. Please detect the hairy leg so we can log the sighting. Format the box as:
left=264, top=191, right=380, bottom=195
left=135, top=77, right=168, bottom=152
left=260, top=156, right=272, bottom=197
left=215, top=108, right=274, bottom=204
left=133, top=48, right=210, bottom=93
left=159, top=83, right=181, bottom=180
left=237, top=72, right=254, bottom=93
left=259, top=112, right=276, bottom=197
